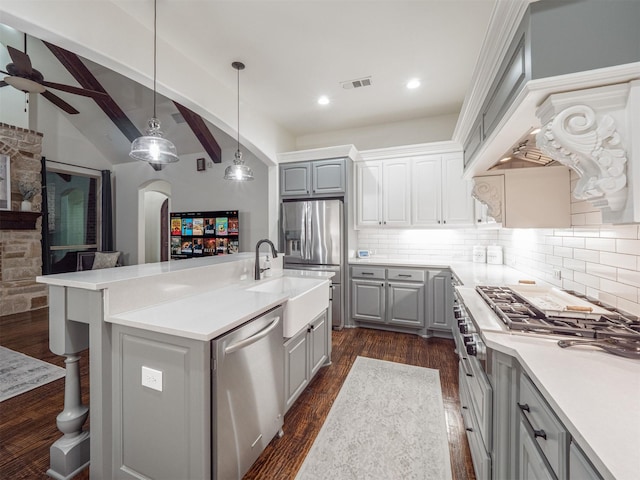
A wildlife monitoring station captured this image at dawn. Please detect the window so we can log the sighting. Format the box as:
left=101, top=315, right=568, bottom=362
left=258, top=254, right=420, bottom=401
left=46, top=169, right=100, bottom=274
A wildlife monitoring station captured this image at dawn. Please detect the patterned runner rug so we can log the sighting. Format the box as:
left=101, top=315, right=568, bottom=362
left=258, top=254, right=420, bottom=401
left=0, top=346, right=65, bottom=402
left=295, top=356, right=452, bottom=480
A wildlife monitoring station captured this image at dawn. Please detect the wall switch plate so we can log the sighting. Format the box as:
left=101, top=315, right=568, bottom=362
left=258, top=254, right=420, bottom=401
left=553, top=269, right=562, bottom=280
left=141, top=366, right=163, bottom=392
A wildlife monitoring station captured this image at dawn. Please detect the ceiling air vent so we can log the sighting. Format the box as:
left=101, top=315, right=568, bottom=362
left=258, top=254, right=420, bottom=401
left=341, top=76, right=372, bottom=89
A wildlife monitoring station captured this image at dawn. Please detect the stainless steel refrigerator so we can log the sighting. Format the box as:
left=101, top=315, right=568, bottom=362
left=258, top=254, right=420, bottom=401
left=281, top=199, right=344, bottom=329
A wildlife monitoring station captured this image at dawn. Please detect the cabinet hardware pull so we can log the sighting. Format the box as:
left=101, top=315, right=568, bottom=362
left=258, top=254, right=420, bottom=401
left=437, top=220, right=441, bottom=224
left=361, top=272, right=374, bottom=276
left=465, top=427, right=474, bottom=432
left=462, top=406, right=468, bottom=409
left=466, top=373, right=473, bottom=377
left=534, top=429, right=547, bottom=440
left=517, top=402, right=530, bottom=412
left=443, top=220, right=447, bottom=224
left=398, top=274, right=411, bottom=278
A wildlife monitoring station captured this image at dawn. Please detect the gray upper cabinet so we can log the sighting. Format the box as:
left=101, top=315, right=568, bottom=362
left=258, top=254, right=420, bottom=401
left=280, top=162, right=311, bottom=197
left=280, top=158, right=346, bottom=198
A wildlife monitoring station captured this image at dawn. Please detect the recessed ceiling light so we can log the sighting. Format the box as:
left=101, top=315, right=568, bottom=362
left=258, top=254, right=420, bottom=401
left=318, top=96, right=330, bottom=105
left=406, top=78, right=421, bottom=89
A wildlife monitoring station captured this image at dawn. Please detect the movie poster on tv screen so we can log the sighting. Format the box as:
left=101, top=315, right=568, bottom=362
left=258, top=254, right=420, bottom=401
left=204, top=218, right=216, bottom=235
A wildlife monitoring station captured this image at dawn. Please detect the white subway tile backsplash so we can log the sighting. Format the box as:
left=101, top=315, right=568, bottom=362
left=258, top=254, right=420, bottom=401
left=586, top=262, right=617, bottom=282
left=356, top=224, right=639, bottom=314
left=562, top=237, right=585, bottom=248
left=600, top=225, right=639, bottom=239
left=553, top=246, right=573, bottom=258
left=616, top=239, right=640, bottom=255
left=585, top=237, right=616, bottom=252
left=599, top=278, right=637, bottom=303
left=599, top=252, right=637, bottom=269
left=618, top=269, right=640, bottom=288
left=573, top=248, right=600, bottom=263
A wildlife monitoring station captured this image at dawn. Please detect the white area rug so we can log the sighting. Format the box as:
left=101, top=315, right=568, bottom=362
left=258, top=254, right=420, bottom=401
left=0, top=346, right=65, bottom=402
left=295, top=356, right=452, bottom=480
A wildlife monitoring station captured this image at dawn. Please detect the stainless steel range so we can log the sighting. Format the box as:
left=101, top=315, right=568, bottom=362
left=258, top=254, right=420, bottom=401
left=476, top=285, right=640, bottom=358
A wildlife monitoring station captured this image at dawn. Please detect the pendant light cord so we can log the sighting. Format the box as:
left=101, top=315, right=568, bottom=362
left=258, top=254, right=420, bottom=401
left=237, top=66, right=240, bottom=153
left=153, top=0, right=157, bottom=119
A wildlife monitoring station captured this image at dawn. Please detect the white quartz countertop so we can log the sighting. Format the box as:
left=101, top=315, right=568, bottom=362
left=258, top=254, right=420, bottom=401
left=108, top=270, right=332, bottom=341
left=456, top=286, right=640, bottom=480
left=349, top=257, right=544, bottom=286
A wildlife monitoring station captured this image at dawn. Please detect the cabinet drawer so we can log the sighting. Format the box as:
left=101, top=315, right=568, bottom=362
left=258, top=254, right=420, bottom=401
left=387, top=268, right=425, bottom=282
left=461, top=354, right=492, bottom=452
left=519, top=374, right=568, bottom=479
left=351, top=266, right=386, bottom=280
left=459, top=368, right=491, bottom=480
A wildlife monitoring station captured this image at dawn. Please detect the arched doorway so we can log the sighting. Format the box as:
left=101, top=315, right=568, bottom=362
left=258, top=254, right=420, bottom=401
left=137, top=180, right=171, bottom=264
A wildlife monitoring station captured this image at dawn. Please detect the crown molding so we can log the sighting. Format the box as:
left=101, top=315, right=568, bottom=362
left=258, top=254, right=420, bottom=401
left=359, top=140, right=461, bottom=161
left=452, top=0, right=533, bottom=145
left=277, top=144, right=359, bottom=164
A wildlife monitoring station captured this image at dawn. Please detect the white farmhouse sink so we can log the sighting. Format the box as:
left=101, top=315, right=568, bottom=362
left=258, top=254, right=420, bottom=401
left=247, top=276, right=330, bottom=337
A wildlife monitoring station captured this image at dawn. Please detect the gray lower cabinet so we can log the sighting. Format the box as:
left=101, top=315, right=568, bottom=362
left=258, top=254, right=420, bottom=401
left=490, top=351, right=519, bottom=480
left=427, top=269, right=454, bottom=332
left=351, top=266, right=426, bottom=330
left=518, top=416, right=556, bottom=480
left=351, top=278, right=386, bottom=324
left=387, top=281, right=424, bottom=328
left=569, top=442, right=603, bottom=480
left=489, top=350, right=604, bottom=480
left=284, top=309, right=329, bottom=412
left=112, top=324, right=210, bottom=480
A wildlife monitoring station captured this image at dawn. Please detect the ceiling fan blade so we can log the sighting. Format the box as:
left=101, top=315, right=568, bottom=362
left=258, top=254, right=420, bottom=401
left=41, top=90, right=79, bottom=114
left=41, top=80, right=108, bottom=99
left=7, top=45, right=32, bottom=75
left=0, top=81, right=7, bottom=88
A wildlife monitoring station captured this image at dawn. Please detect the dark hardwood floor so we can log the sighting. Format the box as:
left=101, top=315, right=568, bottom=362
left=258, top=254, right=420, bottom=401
left=0, top=309, right=475, bottom=480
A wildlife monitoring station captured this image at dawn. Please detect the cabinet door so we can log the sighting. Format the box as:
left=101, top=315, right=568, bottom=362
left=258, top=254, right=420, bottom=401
left=356, top=161, right=382, bottom=226
left=441, top=153, right=474, bottom=226
left=569, top=442, right=603, bottom=480
left=519, top=417, right=556, bottom=480
left=382, top=159, right=411, bottom=226
left=351, top=279, right=385, bottom=323
left=412, top=155, right=442, bottom=226
left=280, top=163, right=311, bottom=197
left=387, top=282, right=425, bottom=328
left=312, top=159, right=345, bottom=196
left=309, top=311, right=329, bottom=376
left=492, top=351, right=519, bottom=480
left=284, top=328, right=310, bottom=412
left=428, top=269, right=453, bottom=331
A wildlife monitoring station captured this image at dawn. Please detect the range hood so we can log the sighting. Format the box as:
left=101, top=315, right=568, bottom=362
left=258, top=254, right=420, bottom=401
left=488, top=129, right=557, bottom=170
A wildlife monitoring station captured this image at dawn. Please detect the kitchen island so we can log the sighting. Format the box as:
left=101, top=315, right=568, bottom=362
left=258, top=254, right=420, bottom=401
left=36, top=253, right=332, bottom=480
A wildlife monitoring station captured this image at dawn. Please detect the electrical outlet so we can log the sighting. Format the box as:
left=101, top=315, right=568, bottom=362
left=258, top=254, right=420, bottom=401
left=553, top=269, right=562, bottom=280
left=141, top=366, right=163, bottom=392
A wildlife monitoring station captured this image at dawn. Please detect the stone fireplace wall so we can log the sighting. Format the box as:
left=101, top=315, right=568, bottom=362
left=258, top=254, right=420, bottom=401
left=0, top=123, right=48, bottom=316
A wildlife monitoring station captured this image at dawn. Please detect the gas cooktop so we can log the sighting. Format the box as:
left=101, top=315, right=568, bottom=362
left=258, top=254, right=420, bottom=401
left=476, top=285, right=640, bottom=358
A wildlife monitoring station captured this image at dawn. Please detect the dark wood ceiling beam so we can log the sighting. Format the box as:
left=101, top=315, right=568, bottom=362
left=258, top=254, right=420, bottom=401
left=42, top=41, right=142, bottom=142
left=173, top=102, right=222, bottom=164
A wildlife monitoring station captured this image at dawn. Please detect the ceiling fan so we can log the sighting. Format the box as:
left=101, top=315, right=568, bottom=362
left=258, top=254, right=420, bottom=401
left=1, top=44, right=108, bottom=114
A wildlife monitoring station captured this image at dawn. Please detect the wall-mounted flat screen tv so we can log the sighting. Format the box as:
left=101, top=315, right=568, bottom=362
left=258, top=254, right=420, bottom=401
left=170, top=210, right=239, bottom=259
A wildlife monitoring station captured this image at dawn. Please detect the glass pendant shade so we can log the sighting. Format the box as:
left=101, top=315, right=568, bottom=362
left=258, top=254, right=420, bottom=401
left=129, top=118, right=179, bottom=164
left=224, top=150, right=254, bottom=181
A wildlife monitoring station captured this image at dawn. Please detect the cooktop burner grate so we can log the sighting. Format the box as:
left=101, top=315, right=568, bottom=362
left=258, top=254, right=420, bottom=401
left=476, top=285, right=640, bottom=340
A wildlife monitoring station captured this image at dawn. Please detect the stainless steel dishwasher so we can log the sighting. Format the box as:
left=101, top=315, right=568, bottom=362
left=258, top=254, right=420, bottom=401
left=212, top=305, right=284, bottom=480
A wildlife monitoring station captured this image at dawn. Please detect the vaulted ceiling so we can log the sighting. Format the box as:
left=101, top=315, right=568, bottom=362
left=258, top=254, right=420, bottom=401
left=0, top=1, right=496, bottom=164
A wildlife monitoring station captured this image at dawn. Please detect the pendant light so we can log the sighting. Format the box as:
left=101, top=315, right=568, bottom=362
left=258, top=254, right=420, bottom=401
left=224, top=61, right=254, bottom=181
left=129, top=0, right=179, bottom=165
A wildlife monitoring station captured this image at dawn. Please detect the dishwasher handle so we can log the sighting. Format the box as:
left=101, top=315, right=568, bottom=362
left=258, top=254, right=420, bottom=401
left=224, top=316, right=281, bottom=354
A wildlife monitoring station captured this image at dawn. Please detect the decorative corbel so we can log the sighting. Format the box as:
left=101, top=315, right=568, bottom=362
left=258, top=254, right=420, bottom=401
left=536, top=83, right=630, bottom=212
left=472, top=176, right=504, bottom=222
